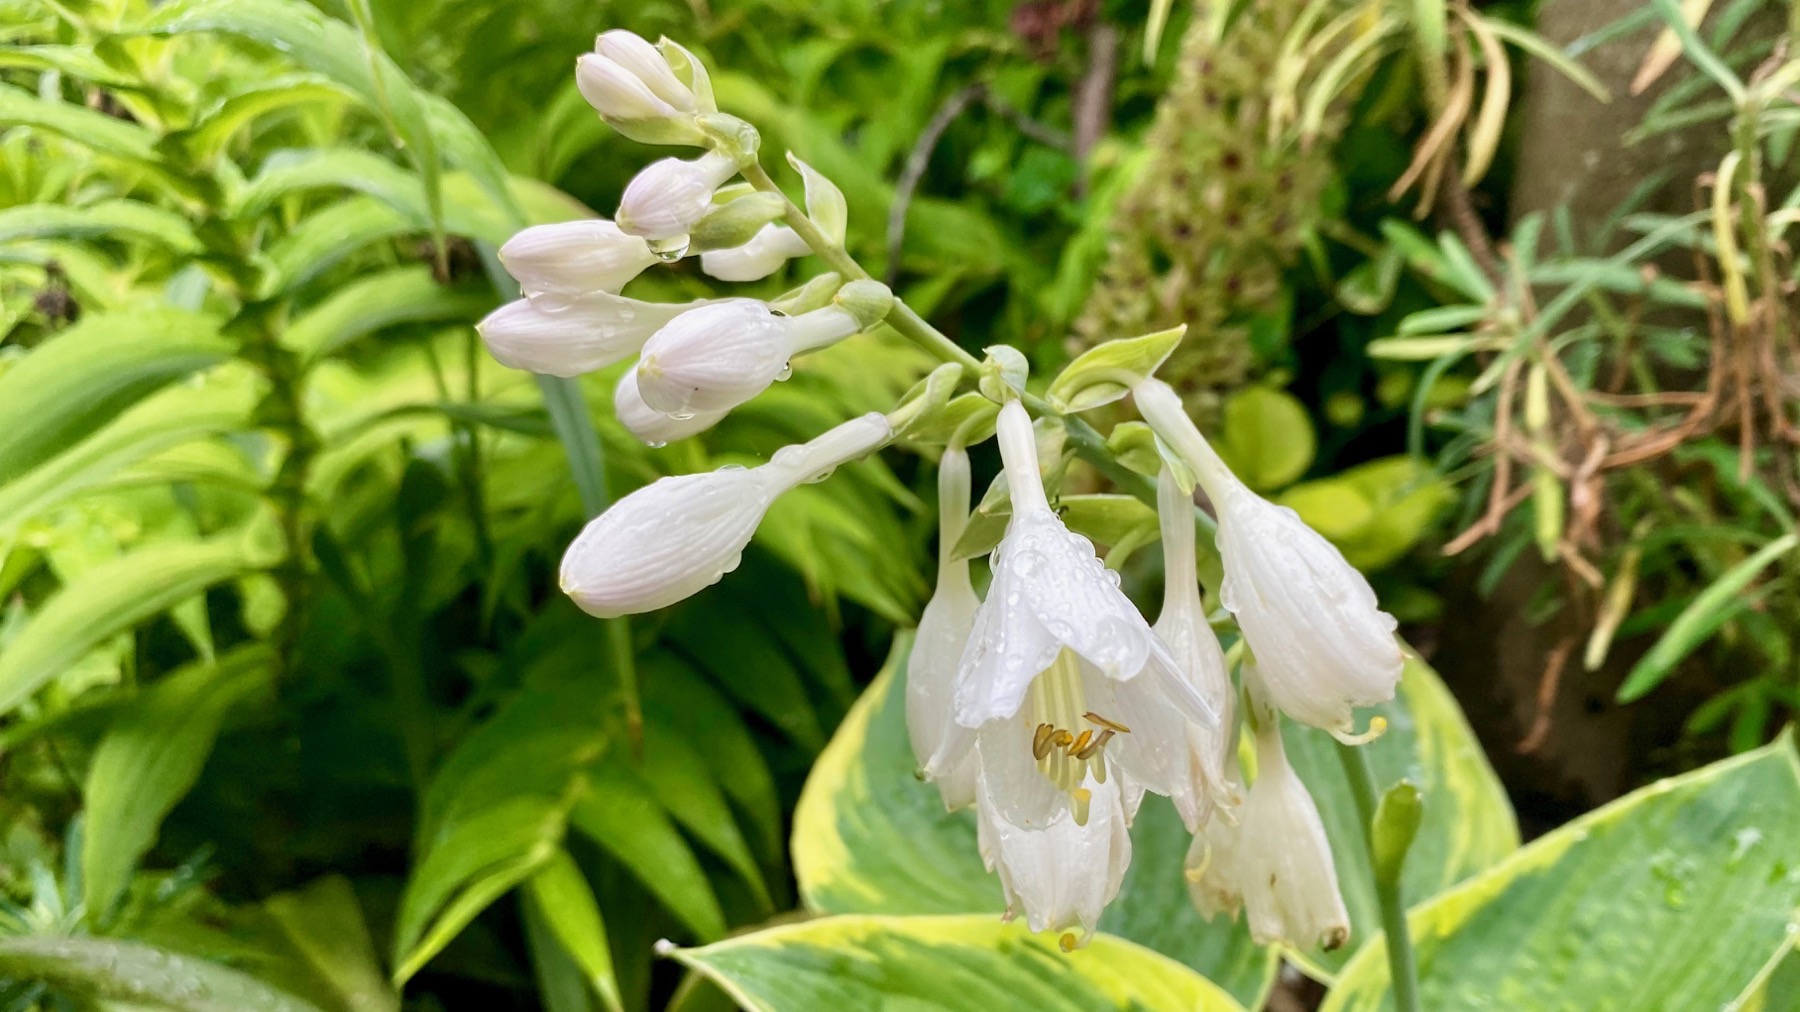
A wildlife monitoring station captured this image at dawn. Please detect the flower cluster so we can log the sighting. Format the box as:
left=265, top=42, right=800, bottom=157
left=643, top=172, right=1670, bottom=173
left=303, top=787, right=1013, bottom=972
left=480, top=31, right=896, bottom=615
left=485, top=28, right=1407, bottom=959
left=906, top=381, right=1403, bottom=951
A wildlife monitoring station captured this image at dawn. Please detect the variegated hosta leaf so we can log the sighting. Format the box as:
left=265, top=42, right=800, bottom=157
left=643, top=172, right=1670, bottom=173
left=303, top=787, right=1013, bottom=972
left=668, top=914, right=1248, bottom=1012
left=1322, top=734, right=1800, bottom=1011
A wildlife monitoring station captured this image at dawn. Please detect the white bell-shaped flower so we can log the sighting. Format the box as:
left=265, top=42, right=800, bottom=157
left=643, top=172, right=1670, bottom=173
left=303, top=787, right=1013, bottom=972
left=975, top=768, right=1132, bottom=948
left=576, top=31, right=707, bottom=146
left=700, top=223, right=812, bottom=282
left=617, top=151, right=740, bottom=243
left=929, top=400, right=1219, bottom=832
left=1185, top=665, right=1350, bottom=951
left=907, top=446, right=982, bottom=811
left=561, top=412, right=889, bottom=617
left=634, top=299, right=859, bottom=416
left=613, top=367, right=727, bottom=445
left=1149, top=466, right=1239, bottom=831
left=498, top=220, right=659, bottom=300
left=1135, top=378, right=1402, bottom=740
left=476, top=294, right=699, bottom=377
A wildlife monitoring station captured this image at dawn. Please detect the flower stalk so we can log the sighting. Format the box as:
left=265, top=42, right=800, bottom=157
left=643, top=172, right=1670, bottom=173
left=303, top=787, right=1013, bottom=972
left=1336, top=738, right=1423, bottom=1012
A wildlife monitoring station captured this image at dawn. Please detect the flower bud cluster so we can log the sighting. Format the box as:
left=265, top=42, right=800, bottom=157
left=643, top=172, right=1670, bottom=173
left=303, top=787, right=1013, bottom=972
left=477, top=31, right=898, bottom=622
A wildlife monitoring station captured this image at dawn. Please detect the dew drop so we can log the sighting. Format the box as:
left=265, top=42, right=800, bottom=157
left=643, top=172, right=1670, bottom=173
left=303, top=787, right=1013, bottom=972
left=775, top=362, right=793, bottom=381
left=670, top=410, right=696, bottom=421
left=645, top=440, right=667, bottom=449
left=648, top=234, right=691, bottom=260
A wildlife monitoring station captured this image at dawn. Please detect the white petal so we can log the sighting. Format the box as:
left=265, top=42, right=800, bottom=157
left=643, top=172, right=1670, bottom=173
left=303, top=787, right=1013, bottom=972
left=476, top=295, right=691, bottom=377
left=699, top=225, right=811, bottom=282
left=613, top=368, right=726, bottom=444
left=499, top=219, right=658, bottom=298
left=948, top=553, right=1064, bottom=727
left=972, top=716, right=1065, bottom=830
left=977, top=771, right=1131, bottom=940
left=617, top=152, right=738, bottom=241
left=908, top=448, right=983, bottom=810
left=1216, top=483, right=1403, bottom=734
left=595, top=30, right=695, bottom=111
left=560, top=467, right=776, bottom=617
left=575, top=54, right=681, bottom=122
left=634, top=299, right=791, bottom=415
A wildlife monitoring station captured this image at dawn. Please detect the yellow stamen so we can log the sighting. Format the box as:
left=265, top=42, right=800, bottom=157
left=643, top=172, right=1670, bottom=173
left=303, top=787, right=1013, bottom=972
left=1059, top=932, right=1078, bottom=953
left=1083, top=711, right=1131, bottom=733
left=1067, top=729, right=1094, bottom=755
left=1032, top=723, right=1057, bottom=761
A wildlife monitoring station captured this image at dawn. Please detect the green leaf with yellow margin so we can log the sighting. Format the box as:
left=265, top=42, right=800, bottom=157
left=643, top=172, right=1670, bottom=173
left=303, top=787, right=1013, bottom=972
left=667, top=914, right=1247, bottom=1011
left=791, top=637, right=1278, bottom=1008
left=1322, top=732, right=1800, bottom=1010
left=1283, top=652, right=1520, bottom=981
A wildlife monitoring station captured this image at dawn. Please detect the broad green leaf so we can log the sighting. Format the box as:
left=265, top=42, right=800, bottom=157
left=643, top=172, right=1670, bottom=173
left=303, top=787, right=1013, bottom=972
left=790, top=638, right=1278, bottom=1007
left=0, top=308, right=230, bottom=484
left=0, top=936, right=322, bottom=1012
left=1617, top=532, right=1798, bottom=703
left=668, top=914, right=1248, bottom=1012
left=284, top=266, right=492, bottom=361
left=265, top=877, right=401, bottom=1012
left=1323, top=735, right=1800, bottom=1010
left=0, top=200, right=201, bottom=254
left=1217, top=386, right=1316, bottom=492
left=0, top=536, right=264, bottom=716
left=524, top=850, right=624, bottom=1012
left=83, top=647, right=273, bottom=918
left=1283, top=653, right=1520, bottom=980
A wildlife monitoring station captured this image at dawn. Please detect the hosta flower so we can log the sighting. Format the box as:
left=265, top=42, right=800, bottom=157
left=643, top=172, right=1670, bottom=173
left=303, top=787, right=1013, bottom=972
left=476, top=294, right=698, bottom=377
left=928, top=400, right=1219, bottom=832
left=1135, top=378, right=1402, bottom=739
left=975, top=767, right=1133, bottom=948
left=561, top=412, right=889, bottom=617
left=576, top=30, right=706, bottom=145
left=1151, top=466, right=1239, bottom=830
left=634, top=299, right=860, bottom=416
left=616, top=151, right=740, bottom=243
left=498, top=220, right=659, bottom=300
left=1186, top=665, right=1350, bottom=951
left=613, top=366, right=727, bottom=445
left=700, top=223, right=811, bottom=282
left=907, top=446, right=982, bottom=811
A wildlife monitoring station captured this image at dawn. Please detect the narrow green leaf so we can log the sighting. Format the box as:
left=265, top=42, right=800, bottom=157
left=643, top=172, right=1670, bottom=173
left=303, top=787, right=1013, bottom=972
left=265, top=876, right=401, bottom=1012
left=570, top=768, right=727, bottom=942
left=233, top=147, right=428, bottom=221
left=284, top=265, right=491, bottom=361
left=175, top=74, right=356, bottom=162
left=83, top=646, right=272, bottom=918
left=1618, top=533, right=1798, bottom=702
left=0, top=936, right=322, bottom=1012
left=0, top=82, right=160, bottom=165
left=524, top=850, right=625, bottom=1012
left=0, top=308, right=228, bottom=484
left=0, top=537, right=262, bottom=716
left=0, top=200, right=201, bottom=254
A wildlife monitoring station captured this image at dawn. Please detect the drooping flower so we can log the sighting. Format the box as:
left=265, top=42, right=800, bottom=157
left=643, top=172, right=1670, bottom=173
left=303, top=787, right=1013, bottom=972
left=476, top=294, right=699, bottom=377
left=1150, top=465, right=1239, bottom=830
left=975, top=766, right=1133, bottom=949
left=634, top=282, right=889, bottom=416
left=561, top=413, right=890, bottom=617
left=927, top=400, right=1220, bottom=833
left=906, top=445, right=982, bottom=811
left=616, top=151, right=740, bottom=243
left=498, top=219, right=659, bottom=300
left=1135, top=378, right=1403, bottom=740
left=1186, top=664, right=1350, bottom=951
left=613, top=366, right=728, bottom=445
left=576, top=30, right=707, bottom=145
left=700, top=223, right=812, bottom=282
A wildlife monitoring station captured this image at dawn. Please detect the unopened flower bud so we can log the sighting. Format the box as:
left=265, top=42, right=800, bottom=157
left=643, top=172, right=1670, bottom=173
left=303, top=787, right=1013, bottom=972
left=561, top=413, right=890, bottom=616
left=476, top=294, right=698, bottom=377
left=634, top=299, right=861, bottom=415
left=576, top=31, right=705, bottom=146
left=617, top=151, right=740, bottom=243
left=832, top=279, right=894, bottom=330
left=688, top=192, right=788, bottom=254
left=614, top=366, right=728, bottom=445
left=498, top=219, right=658, bottom=299
left=699, top=224, right=811, bottom=282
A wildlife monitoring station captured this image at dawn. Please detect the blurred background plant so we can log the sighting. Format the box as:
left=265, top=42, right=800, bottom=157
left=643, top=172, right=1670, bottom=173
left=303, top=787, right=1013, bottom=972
left=1, top=0, right=1798, bottom=1009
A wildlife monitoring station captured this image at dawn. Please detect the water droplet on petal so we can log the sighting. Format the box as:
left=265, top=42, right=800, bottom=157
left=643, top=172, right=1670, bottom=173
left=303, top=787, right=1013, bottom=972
left=775, top=362, right=793, bottom=381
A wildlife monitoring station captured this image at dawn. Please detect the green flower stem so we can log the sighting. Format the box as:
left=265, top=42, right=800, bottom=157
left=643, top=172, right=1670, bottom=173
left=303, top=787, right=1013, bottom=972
left=1336, top=739, right=1424, bottom=1012
left=737, top=158, right=1216, bottom=541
